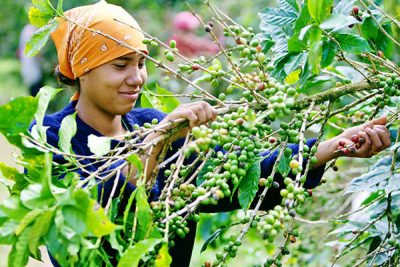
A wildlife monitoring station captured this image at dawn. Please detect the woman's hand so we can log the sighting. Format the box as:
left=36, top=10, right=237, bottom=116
left=313, top=117, right=391, bottom=168
left=335, top=116, right=391, bottom=158
left=159, top=101, right=218, bottom=139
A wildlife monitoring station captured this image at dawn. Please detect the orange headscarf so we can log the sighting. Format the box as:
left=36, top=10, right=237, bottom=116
left=51, top=1, right=148, bottom=81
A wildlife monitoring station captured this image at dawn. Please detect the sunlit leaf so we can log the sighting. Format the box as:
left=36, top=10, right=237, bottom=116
left=58, top=112, right=77, bottom=154
left=87, top=135, right=111, bottom=157
left=20, top=183, right=55, bottom=209
left=34, top=86, right=62, bottom=141
left=155, top=243, right=172, bottom=267
left=117, top=238, right=162, bottom=267
left=307, top=0, right=333, bottom=24
left=285, top=69, right=302, bottom=84
left=86, top=200, right=117, bottom=237
left=0, top=96, right=38, bottom=148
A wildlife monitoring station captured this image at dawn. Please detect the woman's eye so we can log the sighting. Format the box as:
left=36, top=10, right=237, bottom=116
left=114, top=64, right=126, bottom=69
left=138, top=62, right=145, bottom=69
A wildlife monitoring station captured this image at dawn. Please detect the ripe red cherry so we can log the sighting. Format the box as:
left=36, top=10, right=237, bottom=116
left=353, top=6, right=359, bottom=15
left=339, top=140, right=346, bottom=147
left=307, top=189, right=313, bottom=197
left=269, top=137, right=276, bottom=144
left=191, top=64, right=200, bottom=71
left=351, top=135, right=360, bottom=143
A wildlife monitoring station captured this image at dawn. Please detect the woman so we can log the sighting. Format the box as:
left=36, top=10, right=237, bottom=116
left=40, top=1, right=391, bottom=266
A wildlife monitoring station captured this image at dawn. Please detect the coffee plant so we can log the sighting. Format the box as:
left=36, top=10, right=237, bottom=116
left=0, top=0, right=399, bottom=266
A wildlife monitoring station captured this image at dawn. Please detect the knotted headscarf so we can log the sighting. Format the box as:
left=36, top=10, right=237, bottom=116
left=51, top=1, right=148, bottom=81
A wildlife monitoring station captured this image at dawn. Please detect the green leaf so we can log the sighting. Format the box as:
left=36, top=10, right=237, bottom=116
left=294, top=3, right=311, bottom=31
left=117, top=238, right=162, bottom=267
left=238, top=159, right=261, bottom=210
left=284, top=52, right=308, bottom=76
left=307, top=0, right=333, bottom=24
left=347, top=165, right=391, bottom=193
left=56, top=0, right=64, bottom=14
left=279, top=0, right=299, bottom=13
left=134, top=185, right=153, bottom=241
left=26, top=19, right=60, bottom=57
left=320, top=14, right=359, bottom=31
left=86, top=199, right=117, bottom=237
left=8, top=226, right=32, bottom=267
left=61, top=205, right=87, bottom=235
left=259, top=7, right=298, bottom=26
left=20, top=183, right=55, bottom=209
left=28, top=210, right=53, bottom=259
left=28, top=7, right=53, bottom=28
left=126, top=154, right=143, bottom=179
left=0, top=163, right=23, bottom=182
left=333, top=0, right=356, bottom=15
left=0, top=220, right=18, bottom=244
left=87, top=135, right=111, bottom=157
left=123, top=191, right=136, bottom=233
left=278, top=155, right=290, bottom=177
left=200, top=227, right=225, bottom=253
left=155, top=84, right=180, bottom=113
left=196, top=159, right=214, bottom=186
left=308, top=26, right=322, bottom=74
left=140, top=92, right=155, bottom=109
left=333, top=33, right=372, bottom=53
left=321, top=40, right=337, bottom=68
left=0, top=96, right=38, bottom=148
left=15, top=210, right=42, bottom=236
left=58, top=112, right=77, bottom=153
left=34, top=86, right=62, bottom=141
left=0, top=196, right=30, bottom=221
left=285, top=69, right=302, bottom=84
left=288, top=32, right=308, bottom=52
left=361, top=17, right=379, bottom=39
left=155, top=243, right=172, bottom=267
left=32, top=0, right=54, bottom=14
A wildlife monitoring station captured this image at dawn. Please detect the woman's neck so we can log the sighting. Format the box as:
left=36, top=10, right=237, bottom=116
left=75, top=99, right=126, bottom=138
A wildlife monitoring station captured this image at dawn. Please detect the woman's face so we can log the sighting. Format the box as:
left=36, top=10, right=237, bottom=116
left=78, top=52, right=147, bottom=116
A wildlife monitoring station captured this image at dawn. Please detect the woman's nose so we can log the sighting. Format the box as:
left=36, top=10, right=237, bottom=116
left=125, top=67, right=143, bottom=86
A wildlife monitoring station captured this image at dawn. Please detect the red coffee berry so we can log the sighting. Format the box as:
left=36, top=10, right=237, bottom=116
left=351, top=135, right=360, bottom=143
left=339, top=140, right=346, bottom=146
left=307, top=189, right=313, bottom=197
left=269, top=137, right=276, bottom=144
left=191, top=64, right=200, bottom=71
left=257, top=82, right=266, bottom=91
left=337, top=145, right=344, bottom=150
left=342, top=148, right=350, bottom=154
left=353, top=6, right=359, bottom=15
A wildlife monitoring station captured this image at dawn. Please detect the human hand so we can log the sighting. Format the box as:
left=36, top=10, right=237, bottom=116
left=160, top=101, right=217, bottom=139
left=335, top=116, right=391, bottom=158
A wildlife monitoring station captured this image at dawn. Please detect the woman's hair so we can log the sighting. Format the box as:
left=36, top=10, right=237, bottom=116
left=54, top=65, right=79, bottom=88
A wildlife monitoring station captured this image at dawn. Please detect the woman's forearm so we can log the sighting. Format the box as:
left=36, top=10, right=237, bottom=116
left=312, top=137, right=340, bottom=169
